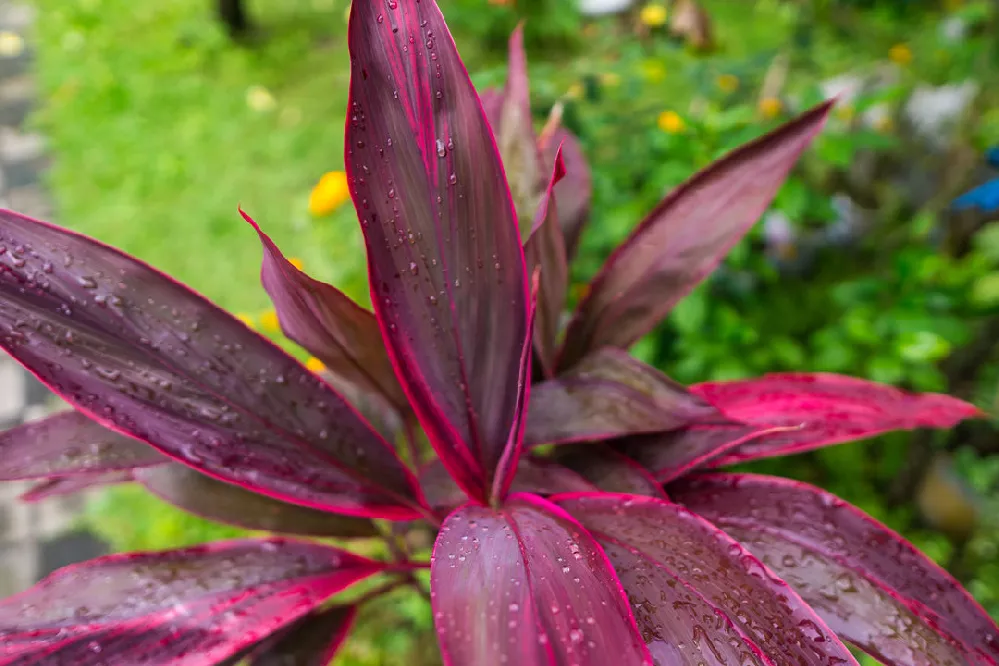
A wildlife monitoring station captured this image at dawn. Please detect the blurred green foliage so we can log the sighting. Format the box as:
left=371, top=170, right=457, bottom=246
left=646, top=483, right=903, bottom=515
left=29, top=0, right=999, bottom=662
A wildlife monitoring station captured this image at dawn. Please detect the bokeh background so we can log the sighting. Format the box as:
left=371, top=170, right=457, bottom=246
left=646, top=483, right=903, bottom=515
left=7, top=0, right=999, bottom=663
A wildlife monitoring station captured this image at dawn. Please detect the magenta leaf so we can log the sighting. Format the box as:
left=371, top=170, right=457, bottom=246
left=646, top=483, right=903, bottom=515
left=550, top=444, right=666, bottom=498
left=615, top=424, right=792, bottom=483
left=558, top=101, right=834, bottom=370
left=232, top=605, right=357, bottom=666
left=691, top=373, right=982, bottom=466
left=494, top=25, right=546, bottom=238
left=420, top=455, right=597, bottom=513
left=346, top=0, right=530, bottom=500
left=0, top=210, right=423, bottom=519
left=671, top=474, right=999, bottom=666
left=135, top=464, right=378, bottom=538
left=525, top=348, right=723, bottom=447
left=558, top=493, right=860, bottom=666
left=431, top=495, right=652, bottom=666
left=0, top=538, right=383, bottom=664
left=525, top=149, right=569, bottom=376
left=542, top=128, right=591, bottom=261
left=245, top=211, right=408, bottom=415
left=19, top=470, right=136, bottom=502
left=0, top=410, right=166, bottom=481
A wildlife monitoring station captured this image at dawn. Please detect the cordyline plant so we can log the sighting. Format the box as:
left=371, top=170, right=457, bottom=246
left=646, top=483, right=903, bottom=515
left=0, top=2, right=996, bottom=665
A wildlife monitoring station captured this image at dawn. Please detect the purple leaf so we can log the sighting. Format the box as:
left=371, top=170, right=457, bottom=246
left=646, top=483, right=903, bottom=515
left=525, top=149, right=568, bottom=376
left=558, top=101, right=834, bottom=370
left=420, top=455, right=597, bottom=513
left=0, top=410, right=166, bottom=481
left=19, top=470, right=136, bottom=502
left=543, top=128, right=591, bottom=261
left=690, top=373, right=983, bottom=466
left=615, top=424, right=793, bottom=483
left=494, top=25, right=546, bottom=238
left=135, top=464, right=379, bottom=538
left=431, top=495, right=652, bottom=666
left=0, top=538, right=383, bottom=665
left=346, top=0, right=530, bottom=500
left=0, top=210, right=423, bottom=519
left=243, top=605, right=357, bottom=666
left=245, top=211, right=409, bottom=415
left=550, top=444, right=666, bottom=498
left=671, top=474, right=999, bottom=666
left=558, top=493, right=860, bottom=666
left=525, top=348, right=723, bottom=447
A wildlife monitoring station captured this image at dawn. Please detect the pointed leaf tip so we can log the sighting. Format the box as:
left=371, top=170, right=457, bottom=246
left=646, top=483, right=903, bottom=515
left=558, top=100, right=833, bottom=369
left=346, top=0, right=529, bottom=500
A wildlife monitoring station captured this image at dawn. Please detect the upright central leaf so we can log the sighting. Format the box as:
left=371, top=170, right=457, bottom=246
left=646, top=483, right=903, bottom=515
left=346, top=0, right=529, bottom=499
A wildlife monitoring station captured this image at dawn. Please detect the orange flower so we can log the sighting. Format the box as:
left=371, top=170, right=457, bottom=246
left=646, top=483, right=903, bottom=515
left=309, top=171, right=351, bottom=217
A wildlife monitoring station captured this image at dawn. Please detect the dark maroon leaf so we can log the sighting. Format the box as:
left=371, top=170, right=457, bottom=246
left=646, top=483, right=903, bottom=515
left=558, top=493, right=860, bottom=666
left=525, top=348, right=723, bottom=447
left=0, top=210, right=423, bottom=519
left=19, top=470, right=136, bottom=502
left=420, top=455, right=597, bottom=513
left=245, top=212, right=408, bottom=415
left=615, top=424, right=793, bottom=483
left=558, top=102, right=834, bottom=370
left=550, top=444, right=666, bottom=497
left=135, top=464, right=378, bottom=538
left=542, top=128, right=591, bottom=261
left=525, top=149, right=568, bottom=376
left=0, top=538, right=383, bottom=665
left=494, top=25, right=546, bottom=238
left=246, top=605, right=357, bottom=666
left=0, top=410, right=166, bottom=481
left=671, top=474, right=999, bottom=666
left=346, top=0, right=530, bottom=500
left=691, top=373, right=982, bottom=466
left=431, top=495, right=652, bottom=666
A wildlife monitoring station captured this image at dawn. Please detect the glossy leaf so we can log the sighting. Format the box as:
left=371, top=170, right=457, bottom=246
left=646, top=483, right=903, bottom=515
left=558, top=101, right=834, bottom=369
left=237, top=605, right=357, bottom=666
left=0, top=538, right=383, bottom=664
left=135, top=464, right=379, bottom=539
left=346, top=0, right=529, bottom=500
left=550, top=444, right=666, bottom=497
left=558, top=493, right=860, bottom=666
left=0, top=210, right=422, bottom=519
left=245, top=211, right=408, bottom=414
left=525, top=149, right=568, bottom=376
left=431, top=495, right=652, bottom=666
left=525, top=348, right=722, bottom=447
left=0, top=410, right=166, bottom=481
left=615, top=424, right=791, bottom=483
left=19, top=470, right=136, bottom=502
left=691, top=373, right=982, bottom=466
left=543, top=128, right=591, bottom=260
left=420, top=455, right=597, bottom=512
left=671, top=474, right=999, bottom=666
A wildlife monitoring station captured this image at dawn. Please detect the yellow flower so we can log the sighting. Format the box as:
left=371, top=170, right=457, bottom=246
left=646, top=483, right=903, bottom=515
left=246, top=85, right=276, bottom=112
left=889, top=43, right=912, bottom=66
left=309, top=171, right=351, bottom=217
left=640, top=61, right=666, bottom=83
left=234, top=313, right=256, bottom=329
left=565, top=82, right=585, bottom=100
left=305, top=357, right=327, bottom=374
left=600, top=72, right=621, bottom=88
left=289, top=257, right=304, bottom=271
left=260, top=310, right=281, bottom=332
left=758, top=97, right=783, bottom=119
left=639, top=4, right=668, bottom=28
left=835, top=105, right=856, bottom=122
left=716, top=74, right=739, bottom=94
left=873, top=115, right=894, bottom=133
left=657, top=110, right=685, bottom=134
